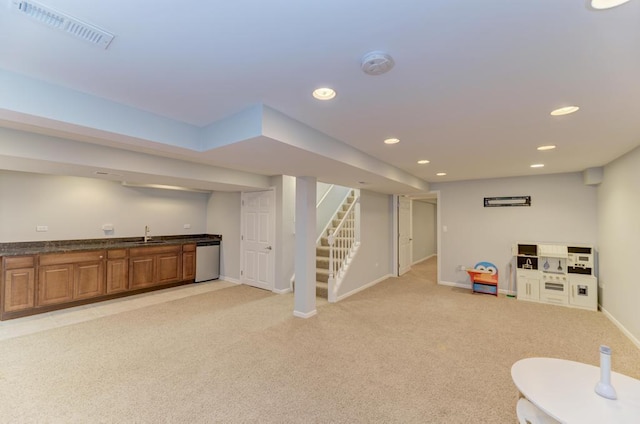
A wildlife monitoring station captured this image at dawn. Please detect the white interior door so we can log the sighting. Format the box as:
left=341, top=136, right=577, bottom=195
left=241, top=190, right=275, bottom=291
left=398, top=196, right=412, bottom=276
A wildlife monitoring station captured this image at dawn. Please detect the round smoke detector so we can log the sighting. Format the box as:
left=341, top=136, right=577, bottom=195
left=361, top=51, right=395, bottom=76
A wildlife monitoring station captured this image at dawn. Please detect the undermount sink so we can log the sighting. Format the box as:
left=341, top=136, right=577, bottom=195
left=129, top=240, right=167, bottom=245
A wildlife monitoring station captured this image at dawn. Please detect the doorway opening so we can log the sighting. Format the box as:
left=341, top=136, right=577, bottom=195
left=393, top=191, right=440, bottom=283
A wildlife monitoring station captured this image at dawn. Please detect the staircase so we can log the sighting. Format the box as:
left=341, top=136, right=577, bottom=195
left=316, top=191, right=357, bottom=298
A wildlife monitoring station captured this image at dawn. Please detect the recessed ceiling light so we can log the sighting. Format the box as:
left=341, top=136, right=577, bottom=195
left=537, top=145, right=556, bottom=151
left=312, top=87, right=336, bottom=100
left=590, top=0, right=630, bottom=9
left=384, top=138, right=400, bottom=145
left=436, top=172, right=447, bottom=176
left=417, top=159, right=430, bottom=164
left=531, top=164, right=545, bottom=168
left=550, top=106, right=579, bottom=116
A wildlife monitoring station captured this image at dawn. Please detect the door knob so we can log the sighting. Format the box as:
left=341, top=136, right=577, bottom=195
left=265, top=246, right=272, bottom=250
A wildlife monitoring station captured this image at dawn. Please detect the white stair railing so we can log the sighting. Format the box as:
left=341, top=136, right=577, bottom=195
left=327, top=191, right=360, bottom=302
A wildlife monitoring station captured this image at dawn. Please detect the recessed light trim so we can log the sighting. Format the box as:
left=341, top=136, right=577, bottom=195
left=384, top=138, right=400, bottom=145
left=312, top=87, right=336, bottom=100
left=590, top=0, right=630, bottom=9
left=417, top=160, right=430, bottom=164
left=537, top=145, right=556, bottom=151
left=436, top=172, right=447, bottom=176
left=530, top=164, right=545, bottom=168
left=550, top=106, right=579, bottom=116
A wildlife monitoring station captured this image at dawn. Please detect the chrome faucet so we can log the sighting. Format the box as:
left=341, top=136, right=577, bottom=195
left=144, top=225, right=151, bottom=242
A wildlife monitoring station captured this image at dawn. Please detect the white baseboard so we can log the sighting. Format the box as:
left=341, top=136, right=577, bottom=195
left=293, top=309, right=317, bottom=319
left=335, top=274, right=392, bottom=302
left=439, top=280, right=470, bottom=290
left=600, top=306, right=640, bottom=350
left=412, top=254, right=436, bottom=265
left=220, top=276, right=241, bottom=285
left=273, top=287, right=292, bottom=294
left=438, top=280, right=512, bottom=295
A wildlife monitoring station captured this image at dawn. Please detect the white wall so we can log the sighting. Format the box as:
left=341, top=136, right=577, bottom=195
left=598, top=146, right=640, bottom=345
left=412, top=200, right=437, bottom=263
left=0, top=170, right=208, bottom=242
left=206, top=191, right=241, bottom=281
left=430, top=173, right=598, bottom=291
left=337, top=190, right=394, bottom=298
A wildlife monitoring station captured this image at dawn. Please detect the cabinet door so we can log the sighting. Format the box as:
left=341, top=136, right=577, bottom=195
left=517, top=274, right=539, bottom=301
left=569, top=276, right=597, bottom=310
left=107, top=259, right=129, bottom=294
left=74, top=261, right=105, bottom=300
left=38, top=264, right=74, bottom=306
left=157, top=253, right=181, bottom=285
left=3, top=268, right=35, bottom=312
left=182, top=251, right=196, bottom=281
left=517, top=277, right=527, bottom=300
left=130, top=257, right=155, bottom=289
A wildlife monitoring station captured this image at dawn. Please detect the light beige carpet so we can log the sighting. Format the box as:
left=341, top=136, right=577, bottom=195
left=1, top=257, right=639, bottom=423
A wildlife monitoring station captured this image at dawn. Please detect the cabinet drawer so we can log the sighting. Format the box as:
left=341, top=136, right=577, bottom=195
left=4, top=256, right=36, bottom=269
left=40, top=250, right=106, bottom=266
left=541, top=294, right=569, bottom=305
left=129, top=245, right=180, bottom=257
left=182, top=243, right=196, bottom=252
left=108, top=249, right=128, bottom=259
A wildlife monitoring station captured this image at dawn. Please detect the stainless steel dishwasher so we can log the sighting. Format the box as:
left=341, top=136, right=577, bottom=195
left=195, top=239, right=220, bottom=282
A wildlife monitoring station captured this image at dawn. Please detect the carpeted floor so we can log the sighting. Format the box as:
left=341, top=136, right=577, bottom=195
left=1, top=256, right=639, bottom=423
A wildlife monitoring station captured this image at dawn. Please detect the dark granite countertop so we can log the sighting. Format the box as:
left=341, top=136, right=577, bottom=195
left=0, top=234, right=221, bottom=256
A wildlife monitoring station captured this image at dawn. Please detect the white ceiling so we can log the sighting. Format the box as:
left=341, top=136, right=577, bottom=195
left=1, top=0, right=639, bottom=193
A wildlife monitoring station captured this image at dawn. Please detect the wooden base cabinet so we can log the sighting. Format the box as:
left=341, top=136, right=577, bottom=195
left=106, top=249, right=128, bottom=294
left=74, top=261, right=105, bottom=300
left=157, top=253, right=181, bottom=284
left=2, top=256, right=36, bottom=313
left=38, top=251, right=106, bottom=306
left=2, top=242, right=197, bottom=320
left=182, top=244, right=196, bottom=281
left=38, top=264, right=75, bottom=306
left=130, top=256, right=155, bottom=289
left=129, top=245, right=182, bottom=289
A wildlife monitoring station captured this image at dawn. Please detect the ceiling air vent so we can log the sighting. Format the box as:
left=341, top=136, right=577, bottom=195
left=11, top=0, right=114, bottom=49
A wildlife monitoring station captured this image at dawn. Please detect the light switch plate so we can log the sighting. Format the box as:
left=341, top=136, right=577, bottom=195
left=36, top=225, right=48, bottom=232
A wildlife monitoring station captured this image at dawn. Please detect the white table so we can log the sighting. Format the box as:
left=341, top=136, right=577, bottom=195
left=511, top=357, right=640, bottom=423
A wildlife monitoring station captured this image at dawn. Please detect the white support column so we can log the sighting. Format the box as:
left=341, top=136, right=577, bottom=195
left=293, top=176, right=317, bottom=318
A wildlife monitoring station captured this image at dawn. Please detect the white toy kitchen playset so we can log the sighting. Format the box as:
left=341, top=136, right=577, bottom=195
left=513, top=243, right=597, bottom=311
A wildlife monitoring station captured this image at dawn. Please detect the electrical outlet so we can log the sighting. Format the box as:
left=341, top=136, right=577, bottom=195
left=183, top=224, right=191, bottom=229
left=457, top=265, right=467, bottom=271
left=36, top=225, right=48, bottom=232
